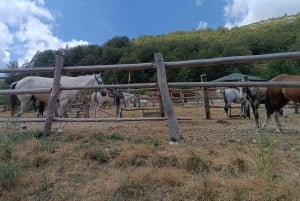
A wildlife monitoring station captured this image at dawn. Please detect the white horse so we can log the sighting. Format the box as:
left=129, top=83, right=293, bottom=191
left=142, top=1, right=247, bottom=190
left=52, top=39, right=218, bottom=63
left=91, top=89, right=123, bottom=118
left=223, top=88, right=250, bottom=119
left=91, top=89, right=137, bottom=118
left=122, top=92, right=138, bottom=107
left=10, top=73, right=103, bottom=132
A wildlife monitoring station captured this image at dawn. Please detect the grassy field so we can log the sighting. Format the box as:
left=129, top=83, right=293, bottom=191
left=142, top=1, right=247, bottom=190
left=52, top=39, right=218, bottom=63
left=0, top=105, right=299, bottom=201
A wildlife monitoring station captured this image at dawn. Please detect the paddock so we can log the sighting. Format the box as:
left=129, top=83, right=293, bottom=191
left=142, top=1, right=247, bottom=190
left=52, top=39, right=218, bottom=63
left=1, top=52, right=300, bottom=141
left=1, top=52, right=300, bottom=201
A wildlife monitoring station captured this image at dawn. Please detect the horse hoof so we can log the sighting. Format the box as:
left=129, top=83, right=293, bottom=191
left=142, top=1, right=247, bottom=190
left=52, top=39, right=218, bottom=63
left=169, top=141, right=178, bottom=145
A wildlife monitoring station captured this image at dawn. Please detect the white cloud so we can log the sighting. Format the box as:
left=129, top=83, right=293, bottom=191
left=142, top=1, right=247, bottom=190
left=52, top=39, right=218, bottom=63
left=197, top=21, right=208, bottom=30
left=0, top=0, right=89, bottom=67
left=224, top=0, right=300, bottom=28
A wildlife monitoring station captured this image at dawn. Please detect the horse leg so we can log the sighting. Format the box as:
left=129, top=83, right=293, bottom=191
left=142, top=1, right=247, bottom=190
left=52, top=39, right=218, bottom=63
left=94, top=104, right=99, bottom=118
left=18, top=97, right=31, bottom=130
left=224, top=104, right=230, bottom=119
left=115, top=98, right=124, bottom=118
left=56, top=101, right=68, bottom=133
left=253, top=106, right=260, bottom=131
left=116, top=103, right=121, bottom=118
left=240, top=102, right=244, bottom=118
left=264, top=111, right=281, bottom=133
left=274, top=112, right=282, bottom=133
left=278, top=109, right=285, bottom=128
left=246, top=103, right=250, bottom=119
left=94, top=102, right=102, bottom=118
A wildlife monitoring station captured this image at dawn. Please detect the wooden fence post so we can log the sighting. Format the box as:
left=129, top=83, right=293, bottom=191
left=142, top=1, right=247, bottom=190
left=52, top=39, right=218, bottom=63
left=154, top=52, right=180, bottom=143
left=43, top=54, right=63, bottom=136
left=157, top=87, right=165, bottom=117
left=201, top=74, right=211, bottom=119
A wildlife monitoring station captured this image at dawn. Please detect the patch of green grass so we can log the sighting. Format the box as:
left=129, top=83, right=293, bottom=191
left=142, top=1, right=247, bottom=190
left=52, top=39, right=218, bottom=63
left=92, top=132, right=124, bottom=145
left=133, top=137, right=164, bottom=147
left=251, top=134, right=278, bottom=181
left=148, top=138, right=163, bottom=147
left=186, top=154, right=209, bottom=176
left=34, top=137, right=56, bottom=152
left=107, top=132, right=124, bottom=141
left=89, top=149, right=109, bottom=164
left=0, top=163, right=19, bottom=188
left=0, top=135, right=13, bottom=161
left=109, top=147, right=122, bottom=158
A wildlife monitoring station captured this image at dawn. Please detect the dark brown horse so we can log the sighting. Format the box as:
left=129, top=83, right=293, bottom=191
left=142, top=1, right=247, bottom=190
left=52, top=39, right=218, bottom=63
left=243, top=87, right=284, bottom=131
left=267, top=74, right=300, bottom=132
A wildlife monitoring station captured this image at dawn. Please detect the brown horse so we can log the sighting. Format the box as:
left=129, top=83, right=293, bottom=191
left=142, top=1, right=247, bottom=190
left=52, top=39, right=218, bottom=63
left=267, top=74, right=300, bottom=132
left=243, top=86, right=284, bottom=131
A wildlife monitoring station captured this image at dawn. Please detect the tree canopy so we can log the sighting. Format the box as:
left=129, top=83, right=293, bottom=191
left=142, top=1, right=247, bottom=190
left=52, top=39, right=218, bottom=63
left=6, top=14, right=300, bottom=84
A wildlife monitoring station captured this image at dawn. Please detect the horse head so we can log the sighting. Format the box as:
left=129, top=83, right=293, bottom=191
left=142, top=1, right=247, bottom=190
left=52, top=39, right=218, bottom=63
left=93, top=73, right=104, bottom=86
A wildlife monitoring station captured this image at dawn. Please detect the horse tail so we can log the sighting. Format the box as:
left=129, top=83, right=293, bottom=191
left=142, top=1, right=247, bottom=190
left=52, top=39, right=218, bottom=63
left=223, top=90, right=229, bottom=113
left=37, top=101, right=46, bottom=117
left=9, top=82, right=18, bottom=117
left=223, top=90, right=227, bottom=104
left=31, top=95, right=37, bottom=111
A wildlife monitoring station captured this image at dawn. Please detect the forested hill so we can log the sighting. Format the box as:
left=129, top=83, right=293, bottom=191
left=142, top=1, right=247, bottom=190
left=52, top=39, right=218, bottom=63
left=6, top=14, right=300, bottom=84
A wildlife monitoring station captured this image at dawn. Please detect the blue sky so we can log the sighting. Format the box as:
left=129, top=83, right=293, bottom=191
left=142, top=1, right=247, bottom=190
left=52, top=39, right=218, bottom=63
left=44, top=0, right=225, bottom=44
left=1, top=0, right=300, bottom=68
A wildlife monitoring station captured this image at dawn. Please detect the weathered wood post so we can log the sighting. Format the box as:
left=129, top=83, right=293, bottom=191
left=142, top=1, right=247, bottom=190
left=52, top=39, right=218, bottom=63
left=201, top=74, right=211, bottom=119
left=43, top=54, right=63, bottom=136
left=180, top=91, right=184, bottom=106
left=157, top=87, right=165, bottom=117
left=154, top=52, right=180, bottom=143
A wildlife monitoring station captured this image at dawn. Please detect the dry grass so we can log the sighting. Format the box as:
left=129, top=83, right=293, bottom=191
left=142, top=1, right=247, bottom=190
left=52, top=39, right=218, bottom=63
left=0, top=105, right=300, bottom=201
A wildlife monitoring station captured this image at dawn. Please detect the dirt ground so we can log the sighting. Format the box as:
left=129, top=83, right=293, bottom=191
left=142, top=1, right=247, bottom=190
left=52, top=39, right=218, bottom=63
left=3, top=101, right=300, bottom=150
left=87, top=103, right=298, bottom=148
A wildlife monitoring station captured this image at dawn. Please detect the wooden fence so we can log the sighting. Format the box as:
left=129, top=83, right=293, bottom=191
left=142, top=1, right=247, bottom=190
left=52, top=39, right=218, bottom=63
left=1, top=51, right=300, bottom=143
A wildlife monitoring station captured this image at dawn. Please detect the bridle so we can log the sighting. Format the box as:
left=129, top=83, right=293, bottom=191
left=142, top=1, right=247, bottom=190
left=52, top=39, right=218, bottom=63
left=94, top=74, right=103, bottom=85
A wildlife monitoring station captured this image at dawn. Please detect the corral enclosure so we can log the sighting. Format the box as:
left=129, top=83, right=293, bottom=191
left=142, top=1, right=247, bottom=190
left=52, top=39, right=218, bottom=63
left=0, top=52, right=300, bottom=200
left=1, top=52, right=300, bottom=140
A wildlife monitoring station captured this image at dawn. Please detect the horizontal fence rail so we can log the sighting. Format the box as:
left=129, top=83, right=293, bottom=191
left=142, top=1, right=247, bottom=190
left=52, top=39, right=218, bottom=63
left=1, top=51, right=300, bottom=73
left=0, top=117, right=192, bottom=123
left=2, top=82, right=300, bottom=95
